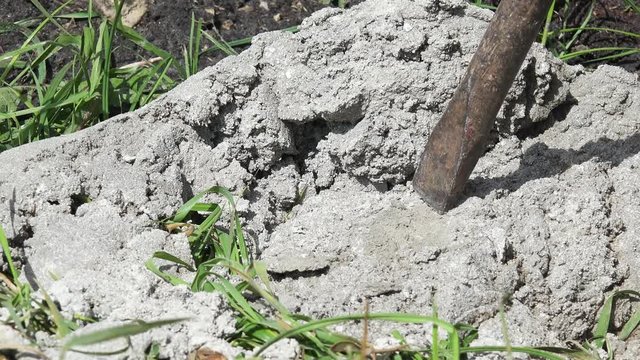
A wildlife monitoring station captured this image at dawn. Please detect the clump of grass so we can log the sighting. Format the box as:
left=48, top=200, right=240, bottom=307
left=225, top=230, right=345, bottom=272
left=0, top=0, right=175, bottom=151
left=541, top=0, right=640, bottom=63
left=148, top=186, right=640, bottom=359
left=0, top=0, right=297, bottom=153
left=470, top=0, right=640, bottom=64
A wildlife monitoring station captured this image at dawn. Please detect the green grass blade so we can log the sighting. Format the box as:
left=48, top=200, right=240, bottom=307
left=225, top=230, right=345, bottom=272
left=27, top=69, right=45, bottom=118
left=232, top=208, right=249, bottom=265
left=171, top=187, right=235, bottom=236
left=593, top=290, right=640, bottom=348
left=200, top=31, right=237, bottom=56
left=550, top=26, right=640, bottom=39
left=40, top=285, right=75, bottom=337
left=192, top=18, right=202, bottom=75
left=214, top=259, right=293, bottom=317
left=252, top=261, right=275, bottom=296
left=115, top=24, right=183, bottom=79
left=223, top=35, right=254, bottom=48
left=81, top=26, right=96, bottom=61
left=29, top=0, right=72, bottom=35
left=559, top=47, right=639, bottom=61
left=540, top=0, right=555, bottom=47
left=254, top=312, right=459, bottom=357
left=619, top=308, right=640, bottom=340
left=210, top=186, right=250, bottom=264
left=218, top=232, right=234, bottom=261
left=144, top=258, right=190, bottom=286
left=578, top=49, right=640, bottom=64
left=0, top=41, right=49, bottom=66
left=54, top=12, right=101, bottom=20
left=115, top=25, right=175, bottom=60
left=44, top=62, right=72, bottom=101
left=189, top=203, right=220, bottom=212
left=207, top=274, right=264, bottom=322
left=462, top=346, right=569, bottom=360
left=87, top=0, right=94, bottom=30
left=129, top=58, right=173, bottom=110
left=188, top=205, right=222, bottom=242
left=62, top=318, right=187, bottom=355
left=140, top=57, right=174, bottom=106
left=100, top=0, right=126, bottom=119
left=623, top=0, right=640, bottom=13
left=431, top=304, right=439, bottom=360
left=172, top=187, right=220, bottom=222
left=89, top=22, right=107, bottom=94
left=0, top=224, right=19, bottom=283
left=456, top=323, right=479, bottom=347
left=0, top=91, right=97, bottom=120
left=149, top=251, right=196, bottom=271
left=0, top=87, right=20, bottom=115
left=559, top=0, right=596, bottom=57
left=469, top=1, right=497, bottom=10
left=185, top=13, right=203, bottom=77
left=0, top=3, right=68, bottom=82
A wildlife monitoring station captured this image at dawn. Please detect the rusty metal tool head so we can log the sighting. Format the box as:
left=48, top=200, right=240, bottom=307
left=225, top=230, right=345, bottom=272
left=413, top=0, right=553, bottom=213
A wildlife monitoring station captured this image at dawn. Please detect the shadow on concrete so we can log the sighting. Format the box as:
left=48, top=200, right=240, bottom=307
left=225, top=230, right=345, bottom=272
left=467, top=132, right=640, bottom=198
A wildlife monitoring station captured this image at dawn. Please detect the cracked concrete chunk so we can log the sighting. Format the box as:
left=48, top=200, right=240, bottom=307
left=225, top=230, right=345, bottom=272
left=1, top=0, right=639, bottom=357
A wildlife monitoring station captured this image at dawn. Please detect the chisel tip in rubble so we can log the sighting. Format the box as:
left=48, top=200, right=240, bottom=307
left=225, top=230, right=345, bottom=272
left=413, top=0, right=553, bottom=213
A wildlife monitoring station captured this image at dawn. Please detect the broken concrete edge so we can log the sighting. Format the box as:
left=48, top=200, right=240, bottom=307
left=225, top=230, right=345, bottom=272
left=1, top=0, right=639, bottom=358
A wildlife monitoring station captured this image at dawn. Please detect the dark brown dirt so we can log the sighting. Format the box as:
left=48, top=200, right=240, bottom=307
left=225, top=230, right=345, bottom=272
left=0, top=0, right=364, bottom=72
left=481, top=0, right=640, bottom=71
left=1, top=1, right=638, bottom=74
left=587, top=0, right=640, bottom=71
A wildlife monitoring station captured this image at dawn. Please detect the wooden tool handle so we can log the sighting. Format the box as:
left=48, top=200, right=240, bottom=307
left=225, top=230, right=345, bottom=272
left=414, top=0, right=553, bottom=213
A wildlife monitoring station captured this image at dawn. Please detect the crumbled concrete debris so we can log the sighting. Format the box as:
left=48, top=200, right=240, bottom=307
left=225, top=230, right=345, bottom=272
left=617, top=339, right=640, bottom=360
left=259, top=338, right=300, bottom=360
left=0, top=324, right=33, bottom=352
left=1, top=0, right=639, bottom=357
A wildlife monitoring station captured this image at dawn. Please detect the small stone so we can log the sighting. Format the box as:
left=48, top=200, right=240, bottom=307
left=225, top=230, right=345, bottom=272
left=122, top=154, right=136, bottom=164
left=193, top=347, right=227, bottom=360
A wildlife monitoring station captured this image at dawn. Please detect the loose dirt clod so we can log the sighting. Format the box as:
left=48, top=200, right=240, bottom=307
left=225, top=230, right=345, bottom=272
left=0, top=0, right=639, bottom=358
left=94, top=0, right=149, bottom=27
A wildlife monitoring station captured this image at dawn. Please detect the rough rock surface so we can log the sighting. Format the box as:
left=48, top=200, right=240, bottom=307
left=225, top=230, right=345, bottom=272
left=1, top=0, right=639, bottom=358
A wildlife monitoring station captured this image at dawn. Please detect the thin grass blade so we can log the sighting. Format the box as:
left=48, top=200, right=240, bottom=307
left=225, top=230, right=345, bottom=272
left=0, top=225, right=19, bottom=282
left=140, top=57, right=174, bottom=106
left=559, top=47, right=639, bottom=61
left=540, top=0, right=556, bottom=47
left=29, top=0, right=72, bottom=35
left=40, top=286, right=75, bottom=337
left=150, top=251, right=196, bottom=271
left=254, top=312, right=459, bottom=357
left=559, top=0, right=596, bottom=57
left=593, top=290, right=640, bottom=348
left=619, top=308, right=640, bottom=340
left=62, top=318, right=187, bottom=355
left=462, top=346, right=569, bottom=360
left=144, top=258, right=190, bottom=286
